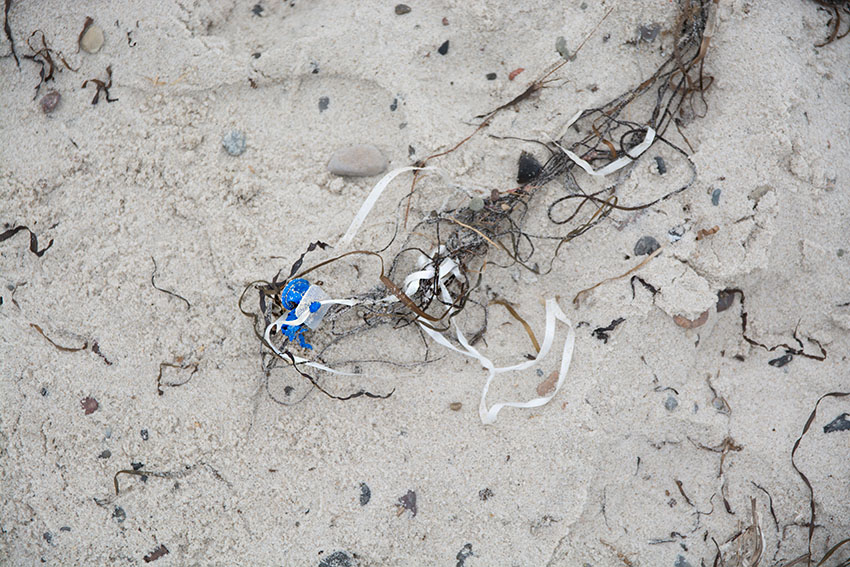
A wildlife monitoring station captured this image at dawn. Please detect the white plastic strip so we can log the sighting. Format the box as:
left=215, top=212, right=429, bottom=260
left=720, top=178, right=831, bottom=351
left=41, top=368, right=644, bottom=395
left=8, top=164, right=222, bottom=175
left=552, top=111, right=656, bottom=177
left=419, top=298, right=574, bottom=424
left=339, top=166, right=435, bottom=246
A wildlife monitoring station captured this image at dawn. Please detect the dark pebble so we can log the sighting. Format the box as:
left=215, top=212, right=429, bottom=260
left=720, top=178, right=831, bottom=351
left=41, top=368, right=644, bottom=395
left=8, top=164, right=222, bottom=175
left=284, top=385, right=294, bottom=396
left=486, top=72, right=497, bottom=80
left=40, top=90, right=61, bottom=114
left=398, top=490, right=417, bottom=516
left=639, top=23, right=661, bottom=42
left=408, top=145, right=415, bottom=157
left=665, top=395, right=678, bottom=411
left=59, top=527, right=71, bottom=532
left=113, top=506, right=126, bottom=523
left=41, top=387, right=48, bottom=397
left=318, top=96, right=329, bottom=112
left=131, top=461, right=144, bottom=470
left=319, top=551, right=353, bottom=567
left=478, top=487, right=493, bottom=501
left=98, top=450, right=111, bottom=459
left=394, top=4, right=411, bottom=15
left=674, top=555, right=694, bottom=567
left=359, top=482, right=371, bottom=506
left=517, top=151, right=542, bottom=184
left=140, top=429, right=149, bottom=441
left=438, top=40, right=449, bottom=55
left=711, top=188, right=722, bottom=206
left=390, top=98, right=398, bottom=111
left=43, top=532, right=52, bottom=544
left=456, top=543, right=474, bottom=567
left=654, top=156, right=667, bottom=175
left=768, top=353, right=793, bottom=368
left=251, top=4, right=263, bottom=16
left=824, top=413, right=850, bottom=433
left=634, top=235, right=660, bottom=256
left=252, top=52, right=261, bottom=59
left=81, top=397, right=99, bottom=415
left=716, top=289, right=736, bottom=312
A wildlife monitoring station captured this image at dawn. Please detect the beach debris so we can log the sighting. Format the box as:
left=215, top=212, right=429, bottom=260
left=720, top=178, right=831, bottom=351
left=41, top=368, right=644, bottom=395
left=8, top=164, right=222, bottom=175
left=696, top=225, right=719, bottom=240
left=706, top=376, right=731, bottom=416
left=24, top=30, right=78, bottom=97
left=40, top=90, right=60, bottom=113
left=715, top=289, right=735, bottom=312
left=437, top=40, right=449, bottom=55
left=634, top=235, right=660, bottom=256
left=517, top=151, right=542, bottom=184
left=359, top=482, right=371, bottom=505
left=654, top=156, right=666, bottom=174
left=328, top=144, right=387, bottom=177
left=112, top=506, right=126, bottom=523
left=222, top=130, right=246, bottom=156
left=768, top=353, right=793, bottom=367
left=156, top=360, right=198, bottom=395
left=143, top=544, right=169, bottom=563
left=486, top=72, right=496, bottom=80
left=638, top=23, right=661, bottom=42
left=394, top=4, right=411, bottom=15
left=1, top=225, right=54, bottom=256
left=318, top=96, right=329, bottom=112
left=79, top=21, right=104, bottom=53
left=82, top=65, right=117, bottom=104
left=81, top=397, right=99, bottom=415
left=574, top=246, right=662, bottom=306
left=823, top=413, right=850, bottom=433
left=456, top=543, right=474, bottom=567
left=811, top=0, right=850, bottom=46
left=318, top=551, right=353, bottom=567
left=4, top=0, right=19, bottom=66
left=665, top=395, right=679, bottom=411
left=150, top=257, right=191, bottom=309
left=711, top=187, right=721, bottom=206
left=591, top=318, right=625, bottom=343
left=449, top=402, right=462, bottom=411
left=508, top=67, right=524, bottom=80
left=397, top=489, right=417, bottom=516
left=478, top=488, right=494, bottom=501
left=630, top=275, right=657, bottom=298
left=673, top=310, right=709, bottom=329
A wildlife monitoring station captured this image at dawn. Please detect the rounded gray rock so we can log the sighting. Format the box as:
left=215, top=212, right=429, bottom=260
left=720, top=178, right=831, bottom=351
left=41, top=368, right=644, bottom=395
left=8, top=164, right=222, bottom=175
left=328, top=144, right=387, bottom=177
left=222, top=130, right=246, bottom=156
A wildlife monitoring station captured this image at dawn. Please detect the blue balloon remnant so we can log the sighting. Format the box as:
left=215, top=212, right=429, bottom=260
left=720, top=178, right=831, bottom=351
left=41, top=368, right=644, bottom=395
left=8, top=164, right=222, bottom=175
left=279, top=278, right=314, bottom=349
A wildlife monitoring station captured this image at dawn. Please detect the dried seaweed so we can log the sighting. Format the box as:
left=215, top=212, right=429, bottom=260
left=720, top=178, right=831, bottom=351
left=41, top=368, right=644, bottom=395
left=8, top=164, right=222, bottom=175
left=156, top=360, right=198, bottom=395
left=143, top=544, right=169, bottom=563
left=30, top=323, right=87, bottom=352
left=0, top=225, right=54, bottom=256
left=811, top=0, right=850, bottom=47
left=151, top=257, right=191, bottom=309
left=3, top=0, right=18, bottom=67
left=82, top=65, right=118, bottom=104
left=591, top=317, right=625, bottom=343
left=22, top=30, right=78, bottom=98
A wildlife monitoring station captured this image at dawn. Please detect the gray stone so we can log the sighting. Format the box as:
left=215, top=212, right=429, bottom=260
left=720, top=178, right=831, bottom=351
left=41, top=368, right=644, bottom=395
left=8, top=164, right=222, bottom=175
left=634, top=235, right=660, bottom=256
left=319, top=551, right=353, bottom=567
left=222, top=130, right=246, bottom=156
left=328, top=144, right=387, bottom=177
left=40, top=91, right=61, bottom=114
left=469, top=197, right=485, bottom=212
left=80, top=24, right=104, bottom=54
left=665, top=395, right=679, bottom=411
left=711, top=188, right=722, bottom=206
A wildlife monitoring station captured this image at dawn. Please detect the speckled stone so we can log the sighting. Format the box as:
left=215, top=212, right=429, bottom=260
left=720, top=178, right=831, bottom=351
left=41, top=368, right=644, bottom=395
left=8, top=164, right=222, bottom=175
left=40, top=91, right=61, bottom=114
left=328, top=144, right=387, bottom=177
left=222, top=130, right=246, bottom=156
left=80, top=24, right=104, bottom=54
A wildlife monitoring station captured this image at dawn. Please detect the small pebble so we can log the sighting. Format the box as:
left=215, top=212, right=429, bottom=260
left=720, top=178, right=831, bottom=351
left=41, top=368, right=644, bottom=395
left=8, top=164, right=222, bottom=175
left=517, top=151, right=542, bottom=184
left=555, top=36, right=573, bottom=61
left=41, top=387, right=48, bottom=397
left=711, top=188, right=722, bottom=206
left=390, top=97, right=398, bottom=111
left=665, top=395, right=678, bottom=411
left=438, top=40, right=449, bottom=55
left=222, top=130, right=246, bottom=156
left=98, top=449, right=111, bottom=459
left=319, top=551, right=353, bottom=567
left=468, top=197, right=485, bottom=212
left=638, top=23, right=661, bottom=43
left=449, top=402, right=462, bottom=411
left=442, top=17, right=449, bottom=26
left=456, top=543, right=474, bottom=566
left=112, top=506, right=126, bottom=523
left=485, top=72, right=497, bottom=80
left=654, top=156, right=666, bottom=175
left=674, top=555, right=694, bottom=567
left=716, top=290, right=736, bottom=312
left=80, top=23, right=104, bottom=54
left=140, top=429, right=149, bottom=441
left=838, top=249, right=845, bottom=257
left=823, top=413, right=850, bottom=433
left=328, top=144, right=387, bottom=177
left=40, top=91, right=61, bottom=114
left=397, top=490, right=417, bottom=516
left=394, top=4, right=411, bottom=15
left=359, top=482, right=371, bottom=506
left=633, top=235, right=660, bottom=256
left=251, top=4, right=263, bottom=16
left=478, top=488, right=493, bottom=501
left=81, top=397, right=99, bottom=415
left=43, top=532, right=52, bottom=544
left=318, top=96, right=329, bottom=112
left=580, top=1, right=588, bottom=8
left=768, top=353, right=793, bottom=368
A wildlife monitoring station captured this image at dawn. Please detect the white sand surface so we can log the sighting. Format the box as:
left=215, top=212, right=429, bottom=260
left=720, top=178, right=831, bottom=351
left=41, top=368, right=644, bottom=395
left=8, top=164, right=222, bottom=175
left=1, top=1, right=849, bottom=565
